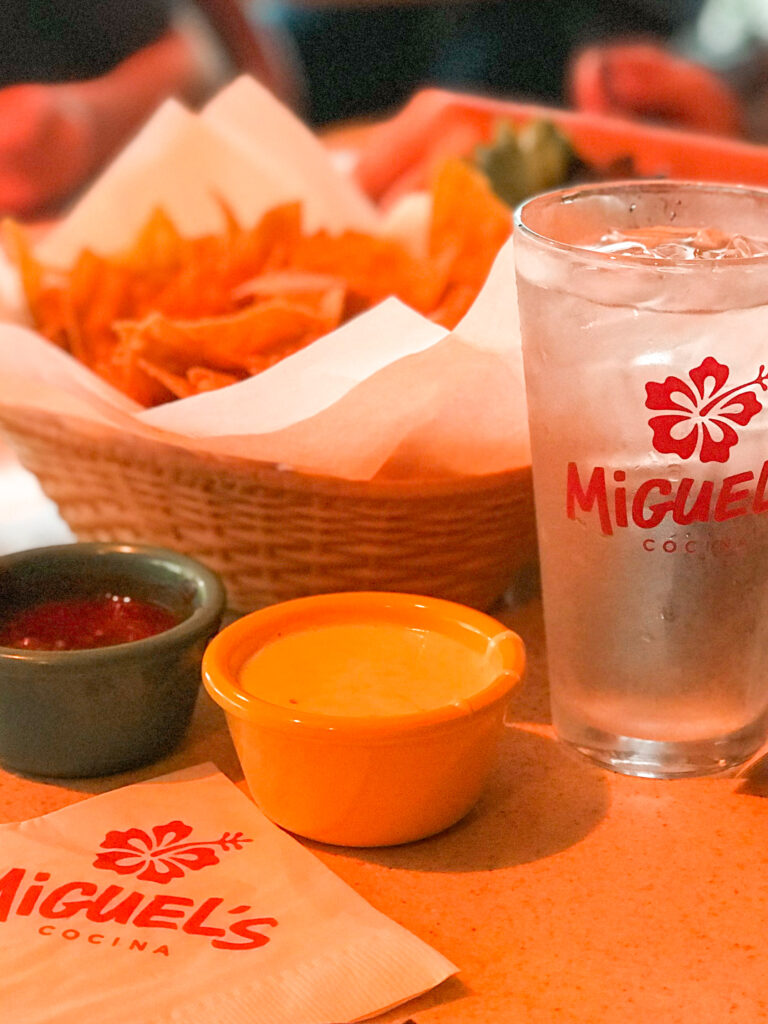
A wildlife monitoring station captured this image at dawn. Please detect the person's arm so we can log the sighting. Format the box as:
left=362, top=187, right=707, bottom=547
left=568, top=42, right=746, bottom=137
left=0, top=24, right=223, bottom=218
left=195, top=0, right=304, bottom=109
left=62, top=23, right=222, bottom=160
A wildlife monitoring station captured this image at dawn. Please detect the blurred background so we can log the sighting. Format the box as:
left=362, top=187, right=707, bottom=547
left=1, top=0, right=768, bottom=552
left=1, top=0, right=768, bottom=216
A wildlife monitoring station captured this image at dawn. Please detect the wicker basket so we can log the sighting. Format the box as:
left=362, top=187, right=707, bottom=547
left=0, top=406, right=537, bottom=613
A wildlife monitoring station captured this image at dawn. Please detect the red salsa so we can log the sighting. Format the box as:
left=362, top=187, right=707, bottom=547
left=0, top=593, right=180, bottom=651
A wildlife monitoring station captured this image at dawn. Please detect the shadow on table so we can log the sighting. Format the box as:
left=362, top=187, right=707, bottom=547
left=310, top=726, right=610, bottom=873
left=490, top=566, right=552, bottom=727
left=33, top=690, right=246, bottom=797
left=735, top=747, right=768, bottom=797
left=366, top=974, right=472, bottom=1024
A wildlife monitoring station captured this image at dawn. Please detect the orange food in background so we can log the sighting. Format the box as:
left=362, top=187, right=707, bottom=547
left=5, top=159, right=511, bottom=408
left=569, top=44, right=746, bottom=139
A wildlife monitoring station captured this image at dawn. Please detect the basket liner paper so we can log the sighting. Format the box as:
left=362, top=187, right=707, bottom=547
left=0, top=76, right=530, bottom=482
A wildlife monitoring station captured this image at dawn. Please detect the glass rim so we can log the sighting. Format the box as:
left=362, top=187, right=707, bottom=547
left=512, top=178, right=768, bottom=267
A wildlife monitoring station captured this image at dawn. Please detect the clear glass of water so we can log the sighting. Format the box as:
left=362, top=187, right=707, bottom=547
left=513, top=181, right=768, bottom=778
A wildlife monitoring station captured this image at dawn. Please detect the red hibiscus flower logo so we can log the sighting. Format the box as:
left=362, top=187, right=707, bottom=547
left=645, top=356, right=767, bottom=463
left=93, top=820, right=252, bottom=884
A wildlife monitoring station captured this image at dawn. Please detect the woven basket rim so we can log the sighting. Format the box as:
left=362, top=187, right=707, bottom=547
left=0, top=404, right=531, bottom=499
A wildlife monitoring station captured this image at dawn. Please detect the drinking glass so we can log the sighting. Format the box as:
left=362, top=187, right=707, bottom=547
left=514, top=181, right=768, bottom=777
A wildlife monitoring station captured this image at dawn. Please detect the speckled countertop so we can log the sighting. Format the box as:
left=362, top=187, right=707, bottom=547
left=1, top=454, right=767, bottom=1024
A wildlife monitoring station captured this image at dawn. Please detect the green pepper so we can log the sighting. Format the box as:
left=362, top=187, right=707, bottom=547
left=472, top=119, right=577, bottom=207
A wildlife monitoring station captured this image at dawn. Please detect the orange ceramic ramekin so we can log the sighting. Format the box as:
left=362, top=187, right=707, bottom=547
left=202, top=592, right=525, bottom=847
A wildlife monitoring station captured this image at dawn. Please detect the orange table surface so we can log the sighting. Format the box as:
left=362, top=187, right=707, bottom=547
left=2, top=577, right=767, bottom=1024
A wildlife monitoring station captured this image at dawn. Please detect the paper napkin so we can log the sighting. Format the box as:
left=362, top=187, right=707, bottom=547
left=0, top=764, right=455, bottom=1024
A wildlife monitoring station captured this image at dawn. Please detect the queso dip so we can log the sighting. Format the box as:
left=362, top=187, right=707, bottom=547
left=238, top=621, right=498, bottom=717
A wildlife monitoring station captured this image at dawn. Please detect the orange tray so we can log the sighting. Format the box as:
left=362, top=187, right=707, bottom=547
left=334, top=88, right=768, bottom=202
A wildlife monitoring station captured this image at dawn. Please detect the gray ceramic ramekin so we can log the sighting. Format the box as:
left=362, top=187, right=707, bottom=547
left=0, top=542, right=225, bottom=778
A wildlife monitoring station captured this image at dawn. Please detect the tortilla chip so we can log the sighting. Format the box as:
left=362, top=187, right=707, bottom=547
left=430, top=282, right=479, bottom=329
left=429, top=158, right=511, bottom=287
left=8, top=159, right=512, bottom=407
left=186, top=366, right=242, bottom=394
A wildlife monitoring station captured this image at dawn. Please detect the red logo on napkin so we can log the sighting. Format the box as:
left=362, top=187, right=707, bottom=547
left=93, top=820, right=252, bottom=884
left=645, top=356, right=767, bottom=464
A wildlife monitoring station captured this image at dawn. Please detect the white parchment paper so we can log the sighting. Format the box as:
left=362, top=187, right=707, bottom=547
left=0, top=77, right=530, bottom=480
